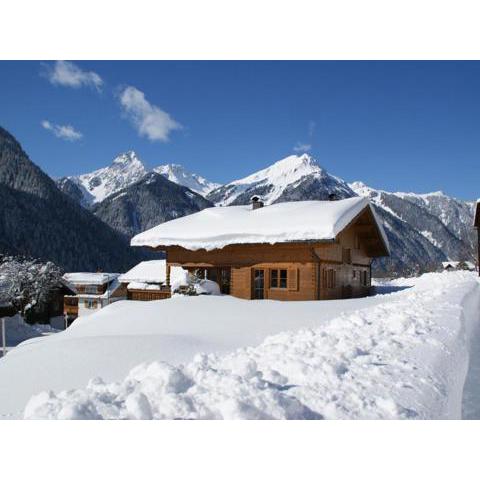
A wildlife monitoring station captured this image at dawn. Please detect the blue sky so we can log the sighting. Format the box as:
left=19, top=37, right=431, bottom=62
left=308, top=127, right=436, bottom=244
left=0, top=61, right=478, bottom=200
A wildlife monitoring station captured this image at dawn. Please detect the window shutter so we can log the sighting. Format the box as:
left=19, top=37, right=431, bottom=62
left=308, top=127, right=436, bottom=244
left=287, top=268, right=298, bottom=291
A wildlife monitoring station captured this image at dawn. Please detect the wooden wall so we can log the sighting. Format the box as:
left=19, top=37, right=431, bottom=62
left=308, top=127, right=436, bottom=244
left=231, top=262, right=317, bottom=301
left=75, top=284, right=107, bottom=294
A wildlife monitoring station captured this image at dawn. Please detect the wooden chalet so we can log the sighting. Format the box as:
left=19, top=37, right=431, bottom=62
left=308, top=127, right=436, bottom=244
left=475, top=200, right=480, bottom=276
left=62, top=272, right=126, bottom=321
left=131, top=197, right=390, bottom=301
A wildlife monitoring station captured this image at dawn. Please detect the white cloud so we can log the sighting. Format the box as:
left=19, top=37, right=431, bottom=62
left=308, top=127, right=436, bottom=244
left=294, top=120, right=316, bottom=153
left=44, top=61, right=103, bottom=91
left=293, top=142, right=312, bottom=153
left=118, top=85, right=181, bottom=142
left=41, top=120, right=83, bottom=142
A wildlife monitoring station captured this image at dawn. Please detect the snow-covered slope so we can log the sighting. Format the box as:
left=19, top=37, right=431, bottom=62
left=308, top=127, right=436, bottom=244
left=6, top=272, right=479, bottom=420
left=154, top=164, right=221, bottom=196
left=207, top=154, right=355, bottom=206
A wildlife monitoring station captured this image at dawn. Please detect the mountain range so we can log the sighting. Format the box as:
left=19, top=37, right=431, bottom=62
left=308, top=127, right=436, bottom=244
left=58, top=150, right=476, bottom=276
left=57, top=152, right=219, bottom=206
left=0, top=124, right=475, bottom=276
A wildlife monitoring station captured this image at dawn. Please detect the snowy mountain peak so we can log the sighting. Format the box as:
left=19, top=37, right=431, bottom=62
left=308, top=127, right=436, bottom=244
left=61, top=151, right=148, bottom=205
left=349, top=181, right=380, bottom=199
left=154, top=163, right=221, bottom=196
left=207, top=153, right=354, bottom=206
left=57, top=153, right=220, bottom=205
left=234, top=153, right=324, bottom=187
left=111, top=150, right=144, bottom=169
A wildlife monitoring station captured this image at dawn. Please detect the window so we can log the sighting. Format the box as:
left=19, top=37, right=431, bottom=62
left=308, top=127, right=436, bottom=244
left=342, top=248, right=352, bottom=264
left=270, top=269, right=287, bottom=288
left=322, top=268, right=336, bottom=289
left=84, top=299, right=97, bottom=309
left=352, top=270, right=357, bottom=280
left=361, top=270, right=368, bottom=287
left=329, top=269, right=336, bottom=289
left=85, top=285, right=97, bottom=294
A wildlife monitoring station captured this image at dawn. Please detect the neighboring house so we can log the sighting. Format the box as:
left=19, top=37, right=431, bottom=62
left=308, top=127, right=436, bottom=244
left=40, top=279, right=77, bottom=322
left=62, top=272, right=126, bottom=320
left=119, top=260, right=189, bottom=301
left=475, top=200, right=480, bottom=277
left=131, top=197, right=390, bottom=301
left=442, top=261, right=476, bottom=272
left=0, top=276, right=74, bottom=322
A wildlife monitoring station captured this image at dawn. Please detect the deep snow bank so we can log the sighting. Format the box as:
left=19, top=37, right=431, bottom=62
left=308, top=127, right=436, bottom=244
left=24, top=272, right=479, bottom=420
left=0, top=289, right=394, bottom=418
left=1, top=315, right=58, bottom=352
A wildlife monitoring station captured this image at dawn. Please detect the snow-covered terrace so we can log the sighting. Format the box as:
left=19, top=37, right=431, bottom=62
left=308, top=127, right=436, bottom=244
left=131, top=197, right=390, bottom=253
left=118, top=260, right=189, bottom=291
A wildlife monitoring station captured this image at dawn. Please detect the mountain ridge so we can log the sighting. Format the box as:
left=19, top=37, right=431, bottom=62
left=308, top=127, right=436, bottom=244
left=58, top=151, right=221, bottom=206
left=36, top=147, right=478, bottom=276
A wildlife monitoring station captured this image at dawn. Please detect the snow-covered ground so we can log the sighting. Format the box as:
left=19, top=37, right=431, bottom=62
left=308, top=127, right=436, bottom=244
left=0, top=315, right=59, bottom=357
left=0, top=272, right=478, bottom=419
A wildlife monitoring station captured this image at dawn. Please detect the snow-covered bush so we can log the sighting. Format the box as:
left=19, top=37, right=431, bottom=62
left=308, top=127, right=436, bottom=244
left=173, top=269, right=221, bottom=296
left=194, top=279, right=221, bottom=296
left=0, top=255, right=63, bottom=323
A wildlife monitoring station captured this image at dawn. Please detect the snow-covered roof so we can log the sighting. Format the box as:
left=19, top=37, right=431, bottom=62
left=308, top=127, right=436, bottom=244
left=131, top=197, right=390, bottom=254
left=63, top=272, right=119, bottom=286
left=442, top=261, right=460, bottom=268
left=119, top=260, right=169, bottom=283
left=119, top=260, right=190, bottom=291
left=127, top=282, right=162, bottom=291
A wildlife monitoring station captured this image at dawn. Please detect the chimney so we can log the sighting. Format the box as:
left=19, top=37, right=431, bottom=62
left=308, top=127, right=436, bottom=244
left=251, top=195, right=264, bottom=210
left=328, top=193, right=338, bottom=201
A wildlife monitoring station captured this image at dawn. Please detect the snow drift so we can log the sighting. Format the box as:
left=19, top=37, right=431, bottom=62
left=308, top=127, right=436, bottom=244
left=22, top=272, right=480, bottom=420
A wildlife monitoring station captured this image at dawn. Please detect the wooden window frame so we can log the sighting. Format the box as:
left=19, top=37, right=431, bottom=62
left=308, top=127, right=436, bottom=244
left=323, top=268, right=336, bottom=289
left=270, top=268, right=288, bottom=289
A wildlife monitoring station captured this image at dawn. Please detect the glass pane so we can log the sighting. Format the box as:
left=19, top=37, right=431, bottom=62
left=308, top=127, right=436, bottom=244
left=254, top=270, right=264, bottom=299
left=279, top=269, right=287, bottom=288
left=270, top=269, right=278, bottom=288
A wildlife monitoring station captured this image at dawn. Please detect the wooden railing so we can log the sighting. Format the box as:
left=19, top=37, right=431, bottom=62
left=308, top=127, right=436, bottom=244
left=127, top=288, right=171, bottom=301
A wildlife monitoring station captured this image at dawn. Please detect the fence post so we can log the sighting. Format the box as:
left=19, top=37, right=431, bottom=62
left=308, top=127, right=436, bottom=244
left=1, top=317, right=6, bottom=358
